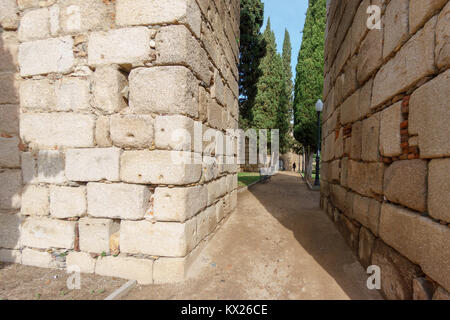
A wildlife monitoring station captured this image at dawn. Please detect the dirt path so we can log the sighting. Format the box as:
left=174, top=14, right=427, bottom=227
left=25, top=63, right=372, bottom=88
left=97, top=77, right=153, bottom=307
left=125, top=172, right=382, bottom=300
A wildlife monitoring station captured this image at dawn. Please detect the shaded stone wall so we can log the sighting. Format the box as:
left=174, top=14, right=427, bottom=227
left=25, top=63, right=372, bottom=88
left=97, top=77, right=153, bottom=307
left=0, top=0, right=240, bottom=284
left=321, top=0, right=449, bottom=300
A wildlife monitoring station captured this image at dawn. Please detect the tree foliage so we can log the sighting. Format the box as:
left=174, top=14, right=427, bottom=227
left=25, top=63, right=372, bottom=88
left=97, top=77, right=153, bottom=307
left=293, top=0, right=326, bottom=151
left=239, top=0, right=264, bottom=129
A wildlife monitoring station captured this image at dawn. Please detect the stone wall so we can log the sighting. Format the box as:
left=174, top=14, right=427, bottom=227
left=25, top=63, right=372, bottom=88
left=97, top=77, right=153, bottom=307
left=0, top=0, right=240, bottom=284
left=321, top=0, right=449, bottom=300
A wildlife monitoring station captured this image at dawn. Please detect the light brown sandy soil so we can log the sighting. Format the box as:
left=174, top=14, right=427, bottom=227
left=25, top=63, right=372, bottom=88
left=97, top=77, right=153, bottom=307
left=125, top=172, right=383, bottom=300
left=0, top=262, right=126, bottom=300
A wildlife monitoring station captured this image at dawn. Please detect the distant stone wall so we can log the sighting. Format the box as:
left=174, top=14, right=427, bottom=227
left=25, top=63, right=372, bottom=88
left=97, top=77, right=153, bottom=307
left=321, top=0, right=449, bottom=299
left=0, top=0, right=240, bottom=284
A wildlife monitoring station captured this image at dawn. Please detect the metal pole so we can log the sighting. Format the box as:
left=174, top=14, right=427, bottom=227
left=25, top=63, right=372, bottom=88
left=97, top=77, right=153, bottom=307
left=314, top=111, right=321, bottom=186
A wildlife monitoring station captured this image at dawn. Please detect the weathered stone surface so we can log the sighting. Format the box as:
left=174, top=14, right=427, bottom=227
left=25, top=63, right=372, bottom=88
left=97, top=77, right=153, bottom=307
left=37, top=150, right=67, bottom=184
left=350, top=193, right=381, bottom=236
left=372, top=239, right=422, bottom=300
left=383, top=160, right=427, bottom=212
left=372, top=17, right=437, bottom=108
left=21, top=217, right=76, bottom=249
left=436, top=2, right=450, bottom=69
left=409, top=69, right=450, bottom=158
left=330, top=184, right=347, bottom=212
left=156, top=25, right=211, bottom=84
left=153, top=185, right=207, bottom=222
left=20, top=79, right=55, bottom=110
left=21, top=248, right=56, bottom=269
left=129, top=66, right=198, bottom=117
left=357, top=28, right=383, bottom=84
left=116, top=0, right=201, bottom=37
left=79, top=218, right=119, bottom=254
left=155, top=115, right=195, bottom=151
left=433, top=287, right=450, bottom=300
left=0, top=73, right=19, bottom=104
left=120, top=219, right=197, bottom=257
left=95, top=255, right=153, bottom=285
left=49, top=186, right=86, bottom=218
left=335, top=213, right=360, bottom=255
left=380, top=203, right=450, bottom=292
left=20, top=113, right=95, bottom=148
left=409, top=0, right=447, bottom=34
left=330, top=160, right=340, bottom=182
left=66, top=252, right=96, bottom=274
left=361, top=113, right=380, bottom=162
left=18, top=37, right=74, bottom=76
left=65, top=148, right=120, bottom=182
left=93, top=65, right=128, bottom=114
left=21, top=185, right=49, bottom=216
left=341, top=90, right=359, bottom=125
left=0, top=170, right=21, bottom=210
left=413, top=277, right=435, bottom=300
left=18, top=8, right=50, bottom=41
left=0, top=136, right=20, bottom=168
left=54, top=78, right=91, bottom=112
left=88, top=27, right=150, bottom=66
left=358, top=227, right=375, bottom=268
left=153, top=257, right=189, bottom=284
left=358, top=78, right=373, bottom=118
left=0, top=214, right=23, bottom=249
left=383, top=0, right=409, bottom=58
left=110, top=115, right=154, bottom=149
left=120, top=150, right=202, bottom=185
left=350, top=121, right=362, bottom=160
left=0, top=0, right=19, bottom=29
left=207, top=177, right=227, bottom=206
left=428, top=158, right=450, bottom=223
left=95, top=116, right=112, bottom=147
left=380, top=102, right=402, bottom=157
left=87, top=183, right=151, bottom=220
left=0, top=105, right=19, bottom=135
left=0, top=248, right=21, bottom=263
left=348, top=161, right=385, bottom=197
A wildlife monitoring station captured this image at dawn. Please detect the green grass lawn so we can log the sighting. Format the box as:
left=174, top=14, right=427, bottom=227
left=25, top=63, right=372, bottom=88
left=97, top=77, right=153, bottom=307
left=238, top=172, right=261, bottom=188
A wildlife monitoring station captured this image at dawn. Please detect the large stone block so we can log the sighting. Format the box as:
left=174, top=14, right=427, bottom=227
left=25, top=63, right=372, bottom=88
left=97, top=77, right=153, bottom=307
left=358, top=227, right=375, bottom=269
left=384, top=160, right=427, bottom=212
left=0, top=105, right=19, bottom=135
left=350, top=121, right=362, bottom=160
left=0, top=214, right=23, bottom=249
left=0, top=136, right=20, bottom=168
left=330, top=184, right=347, bottom=212
left=54, top=78, right=91, bottom=112
left=21, top=248, right=57, bottom=269
left=87, top=182, right=151, bottom=220
left=436, top=2, right=450, bottom=69
left=95, top=116, right=112, bottom=147
left=428, top=158, right=450, bottom=223
left=372, top=239, right=422, bottom=300
left=20, top=79, right=56, bottom=111
left=120, top=219, right=197, bottom=257
left=197, top=205, right=217, bottom=241
left=21, top=217, right=76, bottom=249
left=0, top=248, right=21, bottom=263
left=65, top=148, right=121, bottom=182
left=20, top=185, right=49, bottom=217
left=348, top=161, right=385, bottom=197
left=37, top=150, right=67, bottom=184
left=154, top=115, right=195, bottom=151
left=18, top=37, right=74, bottom=76
left=49, top=186, right=86, bottom=218
left=335, top=213, right=360, bottom=255
left=79, top=218, right=119, bottom=254
left=409, top=0, right=447, bottom=34
left=0, top=73, right=19, bottom=104
left=0, top=31, right=18, bottom=72
left=20, top=113, right=95, bottom=148
left=116, top=0, right=201, bottom=37
left=361, top=113, right=380, bottom=162
left=66, top=252, right=96, bottom=274
left=372, top=17, right=437, bottom=108
left=88, top=27, right=150, bottom=66
left=383, top=0, right=409, bottom=58
left=409, top=69, right=450, bottom=158
left=340, top=90, right=359, bottom=125
left=93, top=65, right=128, bottom=114
left=380, top=203, right=450, bottom=292
left=110, top=115, right=154, bottom=149
left=0, top=170, right=21, bottom=210
left=129, top=66, right=198, bottom=117
left=153, top=185, right=207, bottom=222
left=120, top=150, right=202, bottom=185
left=18, top=8, right=51, bottom=41
left=357, top=28, right=383, bottom=84
left=380, top=102, right=402, bottom=157
left=0, top=0, right=19, bottom=30
left=95, top=255, right=153, bottom=285
left=350, top=193, right=381, bottom=236
left=156, top=25, right=211, bottom=84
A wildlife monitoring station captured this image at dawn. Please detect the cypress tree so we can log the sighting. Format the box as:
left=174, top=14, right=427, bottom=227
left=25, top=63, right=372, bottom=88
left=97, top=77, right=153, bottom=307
left=282, top=29, right=294, bottom=113
left=293, top=0, right=326, bottom=152
left=239, top=0, right=264, bottom=129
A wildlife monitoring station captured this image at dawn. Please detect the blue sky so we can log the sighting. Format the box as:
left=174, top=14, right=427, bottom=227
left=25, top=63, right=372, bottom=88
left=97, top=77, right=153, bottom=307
left=261, top=0, right=309, bottom=82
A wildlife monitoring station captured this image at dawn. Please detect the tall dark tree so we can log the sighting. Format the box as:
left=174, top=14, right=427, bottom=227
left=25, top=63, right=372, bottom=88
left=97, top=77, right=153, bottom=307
left=239, top=0, right=264, bottom=129
left=282, top=29, right=294, bottom=113
left=293, top=0, right=326, bottom=174
left=252, top=18, right=290, bottom=153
